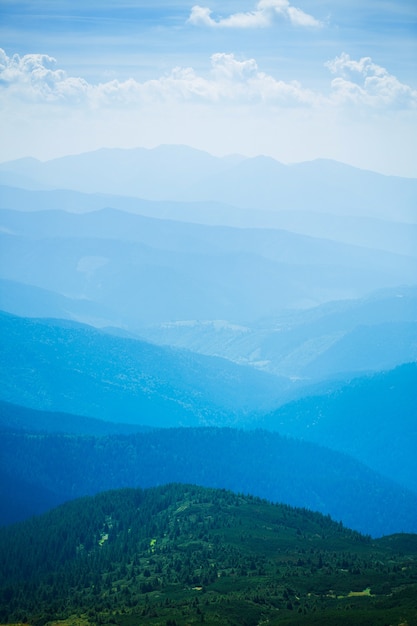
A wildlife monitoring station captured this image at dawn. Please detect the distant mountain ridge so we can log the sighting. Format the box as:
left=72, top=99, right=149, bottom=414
left=1, top=205, right=415, bottom=326
left=0, top=145, right=416, bottom=220
left=1, top=184, right=416, bottom=258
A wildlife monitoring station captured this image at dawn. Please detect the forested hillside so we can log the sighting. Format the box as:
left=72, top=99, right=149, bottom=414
left=0, top=400, right=148, bottom=436
left=0, top=311, right=286, bottom=425
left=1, top=484, right=416, bottom=626
left=1, top=427, right=416, bottom=537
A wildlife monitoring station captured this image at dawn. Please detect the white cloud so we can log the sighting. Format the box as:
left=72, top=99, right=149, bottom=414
left=326, top=53, right=417, bottom=109
left=187, top=0, right=323, bottom=29
left=187, top=0, right=323, bottom=28
left=187, top=5, right=269, bottom=28
left=1, top=48, right=416, bottom=113
left=0, top=49, right=89, bottom=104
left=0, top=48, right=317, bottom=108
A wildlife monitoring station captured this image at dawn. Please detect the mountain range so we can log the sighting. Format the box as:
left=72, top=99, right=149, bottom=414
left=1, top=314, right=415, bottom=537
left=0, top=145, right=416, bottom=597
left=1, top=146, right=415, bottom=342
left=0, top=204, right=415, bottom=328
left=1, top=183, right=416, bottom=259
left=1, top=146, right=416, bottom=221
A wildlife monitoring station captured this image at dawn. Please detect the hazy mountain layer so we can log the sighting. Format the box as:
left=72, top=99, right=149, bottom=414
left=0, top=278, right=120, bottom=328
left=2, top=206, right=415, bottom=269
left=1, top=427, right=416, bottom=536
left=0, top=311, right=287, bottom=425
left=2, top=183, right=416, bottom=257
left=1, top=146, right=416, bottom=221
left=140, top=286, right=417, bottom=379
left=1, top=206, right=415, bottom=326
left=1, top=279, right=416, bottom=383
left=1, top=484, right=416, bottom=626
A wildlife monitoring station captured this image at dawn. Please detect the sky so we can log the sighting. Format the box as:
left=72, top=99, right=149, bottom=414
left=0, top=0, right=416, bottom=176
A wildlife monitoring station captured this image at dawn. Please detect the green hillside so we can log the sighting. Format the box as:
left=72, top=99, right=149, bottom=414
left=1, top=484, right=416, bottom=626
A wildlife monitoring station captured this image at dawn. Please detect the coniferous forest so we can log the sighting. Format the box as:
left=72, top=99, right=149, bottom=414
left=1, top=484, right=417, bottom=626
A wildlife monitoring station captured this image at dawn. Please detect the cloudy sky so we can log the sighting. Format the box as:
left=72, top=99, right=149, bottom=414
left=1, top=0, right=416, bottom=176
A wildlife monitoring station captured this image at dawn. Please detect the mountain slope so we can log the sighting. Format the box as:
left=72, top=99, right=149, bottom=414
left=0, top=400, right=149, bottom=436
left=1, top=426, right=416, bottom=536
left=1, top=280, right=416, bottom=384
left=140, top=286, right=417, bottom=379
left=0, top=278, right=120, bottom=327
left=0, top=484, right=416, bottom=626
left=0, top=311, right=287, bottom=424
left=5, top=230, right=401, bottom=323
left=0, top=468, right=64, bottom=527
left=298, top=321, right=417, bottom=378
left=258, top=363, right=417, bottom=493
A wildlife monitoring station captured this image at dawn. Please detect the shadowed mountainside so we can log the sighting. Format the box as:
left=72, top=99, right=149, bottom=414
left=1, top=426, right=416, bottom=537
left=257, top=362, right=417, bottom=493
